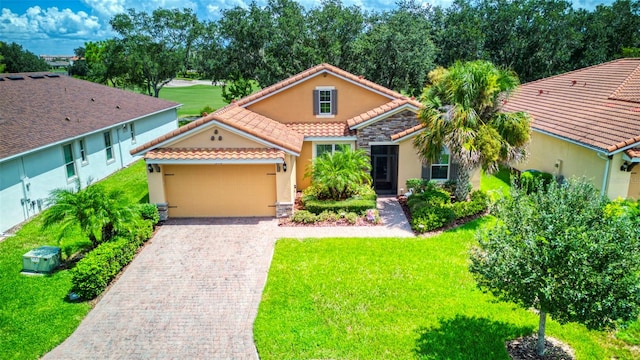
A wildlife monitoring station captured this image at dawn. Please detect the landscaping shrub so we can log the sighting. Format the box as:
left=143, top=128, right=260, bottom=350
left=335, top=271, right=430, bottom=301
left=419, top=188, right=452, bottom=206
left=411, top=205, right=455, bottom=233
left=317, top=211, right=339, bottom=222
left=303, top=198, right=376, bottom=215
left=200, top=105, right=215, bottom=116
left=406, top=196, right=428, bottom=213
left=138, top=203, right=160, bottom=225
left=344, top=212, right=359, bottom=224
left=291, top=210, right=318, bottom=224
left=451, top=190, right=489, bottom=219
left=519, top=170, right=553, bottom=194
left=70, top=236, right=139, bottom=300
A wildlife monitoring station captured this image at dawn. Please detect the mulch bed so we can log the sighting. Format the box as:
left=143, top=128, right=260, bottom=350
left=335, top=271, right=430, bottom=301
left=506, top=335, right=575, bottom=360
left=278, top=192, right=380, bottom=227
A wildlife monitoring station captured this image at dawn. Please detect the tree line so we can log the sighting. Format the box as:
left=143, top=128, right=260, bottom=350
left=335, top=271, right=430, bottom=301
left=3, top=0, right=639, bottom=98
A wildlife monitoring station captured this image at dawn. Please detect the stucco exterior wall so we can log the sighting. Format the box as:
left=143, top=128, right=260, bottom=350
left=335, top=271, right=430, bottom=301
left=147, top=167, right=166, bottom=204
left=296, top=142, right=313, bottom=190
left=607, top=153, right=631, bottom=199
left=168, top=125, right=266, bottom=149
left=397, top=138, right=423, bottom=195
left=0, top=108, right=178, bottom=233
left=247, top=73, right=390, bottom=123
left=276, top=153, right=297, bottom=217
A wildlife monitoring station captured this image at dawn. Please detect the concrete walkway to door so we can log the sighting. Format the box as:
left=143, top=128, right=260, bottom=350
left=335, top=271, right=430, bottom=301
left=43, top=197, right=412, bottom=359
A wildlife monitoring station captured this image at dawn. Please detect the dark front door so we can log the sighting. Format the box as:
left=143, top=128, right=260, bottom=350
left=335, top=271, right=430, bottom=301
left=371, top=145, right=398, bottom=195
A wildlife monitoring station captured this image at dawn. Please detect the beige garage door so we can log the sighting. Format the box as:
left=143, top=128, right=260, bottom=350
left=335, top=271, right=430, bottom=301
left=163, top=164, right=277, bottom=217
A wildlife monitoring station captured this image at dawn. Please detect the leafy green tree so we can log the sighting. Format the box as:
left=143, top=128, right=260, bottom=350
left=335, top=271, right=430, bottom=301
left=0, top=41, right=48, bottom=73
left=414, top=61, right=530, bottom=200
left=304, top=147, right=372, bottom=200
left=68, top=47, right=88, bottom=77
left=110, top=8, right=202, bottom=97
left=430, top=0, right=486, bottom=67
left=221, top=73, right=254, bottom=103
left=0, top=42, right=5, bottom=73
left=469, top=179, right=640, bottom=356
left=84, top=40, right=130, bottom=88
left=42, top=180, right=138, bottom=249
left=354, top=1, right=437, bottom=95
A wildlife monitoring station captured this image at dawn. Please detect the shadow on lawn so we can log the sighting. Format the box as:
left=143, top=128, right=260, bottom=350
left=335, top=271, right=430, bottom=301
left=414, top=315, right=533, bottom=359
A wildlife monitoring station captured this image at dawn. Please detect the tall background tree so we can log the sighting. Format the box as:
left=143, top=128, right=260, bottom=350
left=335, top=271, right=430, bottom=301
left=470, top=179, right=640, bottom=356
left=0, top=41, right=49, bottom=73
left=414, top=61, right=531, bottom=200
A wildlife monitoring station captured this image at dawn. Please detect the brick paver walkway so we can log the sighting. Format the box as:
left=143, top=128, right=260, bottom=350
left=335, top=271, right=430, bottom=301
left=43, top=197, right=412, bottom=359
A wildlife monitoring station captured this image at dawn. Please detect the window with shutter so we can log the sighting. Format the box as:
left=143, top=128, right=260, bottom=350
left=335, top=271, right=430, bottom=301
left=314, top=87, right=337, bottom=117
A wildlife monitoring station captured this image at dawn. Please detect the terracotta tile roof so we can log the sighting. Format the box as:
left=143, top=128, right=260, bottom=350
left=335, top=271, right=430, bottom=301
left=503, top=58, right=640, bottom=153
left=132, top=104, right=304, bottom=155
left=625, top=148, right=640, bottom=158
left=391, top=124, right=425, bottom=141
left=0, top=72, right=179, bottom=160
left=144, top=147, right=285, bottom=161
left=285, top=122, right=355, bottom=137
left=346, top=99, right=419, bottom=128
left=235, top=63, right=422, bottom=107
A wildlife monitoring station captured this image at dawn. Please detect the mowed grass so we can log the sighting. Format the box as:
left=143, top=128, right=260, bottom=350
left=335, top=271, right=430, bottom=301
left=0, top=160, right=149, bottom=360
left=254, top=219, right=637, bottom=359
left=159, top=85, right=227, bottom=117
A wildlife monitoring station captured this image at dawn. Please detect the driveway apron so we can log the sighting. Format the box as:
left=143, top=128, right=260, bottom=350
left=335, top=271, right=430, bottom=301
left=43, top=218, right=276, bottom=360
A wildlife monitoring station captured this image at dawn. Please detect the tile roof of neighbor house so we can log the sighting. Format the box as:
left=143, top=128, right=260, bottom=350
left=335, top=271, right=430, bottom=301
left=144, top=147, right=285, bottom=161
left=0, top=72, right=179, bottom=160
left=132, top=63, right=419, bottom=156
left=503, top=58, right=640, bottom=153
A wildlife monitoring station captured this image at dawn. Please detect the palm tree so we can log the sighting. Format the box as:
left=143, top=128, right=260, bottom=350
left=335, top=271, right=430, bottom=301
left=414, top=60, right=531, bottom=200
left=305, top=147, right=372, bottom=200
left=42, top=180, right=138, bottom=249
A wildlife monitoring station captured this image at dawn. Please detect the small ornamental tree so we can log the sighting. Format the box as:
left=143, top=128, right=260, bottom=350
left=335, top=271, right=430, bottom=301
left=469, top=178, right=640, bottom=356
left=304, top=147, right=372, bottom=200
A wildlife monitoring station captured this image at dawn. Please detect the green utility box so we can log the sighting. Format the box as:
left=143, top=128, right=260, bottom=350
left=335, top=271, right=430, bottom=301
left=22, top=246, right=61, bottom=274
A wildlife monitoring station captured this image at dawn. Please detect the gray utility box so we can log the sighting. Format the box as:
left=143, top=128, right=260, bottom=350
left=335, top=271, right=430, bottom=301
left=22, top=246, right=61, bottom=274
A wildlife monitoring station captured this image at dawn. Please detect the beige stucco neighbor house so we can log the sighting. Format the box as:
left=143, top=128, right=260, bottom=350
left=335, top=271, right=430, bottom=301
left=502, top=58, right=640, bottom=199
left=131, top=64, right=468, bottom=218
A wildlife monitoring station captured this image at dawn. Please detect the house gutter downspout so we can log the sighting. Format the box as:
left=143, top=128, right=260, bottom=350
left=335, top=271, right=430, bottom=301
left=597, top=152, right=613, bottom=198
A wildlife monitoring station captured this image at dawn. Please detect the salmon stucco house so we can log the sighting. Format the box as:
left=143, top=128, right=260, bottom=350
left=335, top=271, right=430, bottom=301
left=503, top=58, right=640, bottom=199
left=131, top=64, right=468, bottom=218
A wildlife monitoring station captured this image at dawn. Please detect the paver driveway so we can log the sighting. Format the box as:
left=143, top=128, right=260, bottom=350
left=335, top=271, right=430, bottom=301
left=44, top=197, right=413, bottom=359
left=44, top=217, right=277, bottom=360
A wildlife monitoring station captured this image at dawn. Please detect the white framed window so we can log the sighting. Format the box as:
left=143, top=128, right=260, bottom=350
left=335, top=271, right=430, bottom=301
left=62, top=144, right=76, bottom=179
left=313, top=87, right=337, bottom=117
left=313, top=142, right=353, bottom=158
left=78, top=138, right=88, bottom=165
left=129, top=123, right=136, bottom=144
left=104, top=131, right=114, bottom=162
left=431, top=147, right=450, bottom=180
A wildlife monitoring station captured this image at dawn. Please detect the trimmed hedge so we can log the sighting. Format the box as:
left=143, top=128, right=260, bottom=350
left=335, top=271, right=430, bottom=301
left=138, top=203, right=160, bottom=225
left=451, top=190, right=489, bottom=219
left=411, top=205, right=455, bottom=232
left=70, top=220, right=153, bottom=300
left=410, top=190, right=489, bottom=234
left=519, top=169, right=554, bottom=194
left=304, top=198, right=376, bottom=215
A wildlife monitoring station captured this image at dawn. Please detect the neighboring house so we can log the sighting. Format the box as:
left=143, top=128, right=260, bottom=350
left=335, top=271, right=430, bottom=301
left=0, top=73, right=180, bottom=233
left=502, top=58, right=640, bottom=199
left=132, top=64, right=471, bottom=219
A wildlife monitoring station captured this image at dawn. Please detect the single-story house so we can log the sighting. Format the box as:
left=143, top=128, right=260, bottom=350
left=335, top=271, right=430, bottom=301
left=502, top=58, right=640, bottom=199
left=131, top=64, right=477, bottom=219
left=0, top=73, right=180, bottom=233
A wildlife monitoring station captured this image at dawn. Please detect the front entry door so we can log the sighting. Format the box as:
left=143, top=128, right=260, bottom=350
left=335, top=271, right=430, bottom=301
left=371, top=145, right=398, bottom=195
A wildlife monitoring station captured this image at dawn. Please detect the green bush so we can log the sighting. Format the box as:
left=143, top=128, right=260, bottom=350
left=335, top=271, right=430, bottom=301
left=200, top=105, right=215, bottom=116
left=411, top=205, right=455, bottom=233
left=70, top=236, right=139, bottom=300
left=407, top=196, right=428, bottom=213
left=304, top=198, right=376, bottom=215
left=138, top=203, right=160, bottom=225
left=418, top=188, right=451, bottom=206
left=519, top=170, right=553, bottom=194
left=451, top=190, right=489, bottom=219
left=317, top=211, right=340, bottom=222
left=405, top=178, right=439, bottom=194
left=291, top=210, right=318, bottom=224
left=344, top=212, right=359, bottom=224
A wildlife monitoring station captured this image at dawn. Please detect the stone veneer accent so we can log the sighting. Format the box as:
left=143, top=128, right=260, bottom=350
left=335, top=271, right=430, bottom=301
left=276, top=202, right=294, bottom=218
left=356, top=110, right=420, bottom=153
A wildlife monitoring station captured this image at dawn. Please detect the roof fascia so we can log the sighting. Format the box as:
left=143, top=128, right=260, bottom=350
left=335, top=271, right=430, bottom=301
left=350, top=104, right=419, bottom=130
left=241, top=69, right=398, bottom=108
left=392, top=128, right=425, bottom=143
left=304, top=136, right=357, bottom=141
left=146, top=158, right=284, bottom=165
left=1, top=106, right=180, bottom=163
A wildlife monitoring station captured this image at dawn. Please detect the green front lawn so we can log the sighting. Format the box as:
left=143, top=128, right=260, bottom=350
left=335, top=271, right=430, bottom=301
left=159, top=85, right=227, bottom=117
left=0, top=161, right=149, bottom=360
left=254, top=219, right=637, bottom=359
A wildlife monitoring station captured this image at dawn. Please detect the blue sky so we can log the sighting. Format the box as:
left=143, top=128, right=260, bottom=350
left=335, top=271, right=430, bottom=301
left=1, top=0, right=614, bottom=56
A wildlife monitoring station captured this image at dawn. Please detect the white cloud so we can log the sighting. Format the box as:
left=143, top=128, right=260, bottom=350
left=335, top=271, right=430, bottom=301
left=0, top=6, right=103, bottom=42
left=81, top=0, right=126, bottom=17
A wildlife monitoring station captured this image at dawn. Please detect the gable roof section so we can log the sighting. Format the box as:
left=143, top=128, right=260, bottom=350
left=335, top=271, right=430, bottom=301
left=131, top=103, right=304, bottom=156
left=503, top=58, right=640, bottom=154
left=236, top=63, right=418, bottom=108
left=0, top=72, right=179, bottom=160
left=347, top=99, right=420, bottom=129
